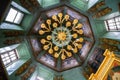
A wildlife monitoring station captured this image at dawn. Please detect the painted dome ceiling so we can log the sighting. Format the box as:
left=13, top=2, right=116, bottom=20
left=28, top=5, right=94, bottom=71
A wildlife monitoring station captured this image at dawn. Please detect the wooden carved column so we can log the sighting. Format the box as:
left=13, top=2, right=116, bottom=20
left=3, top=30, right=24, bottom=45
left=89, top=49, right=120, bottom=80
left=20, top=0, right=40, bottom=12
left=53, top=75, right=64, bottom=80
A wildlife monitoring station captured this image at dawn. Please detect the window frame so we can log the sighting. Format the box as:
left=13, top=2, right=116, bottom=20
left=105, top=16, right=120, bottom=31
left=0, top=49, right=19, bottom=67
left=5, top=6, right=24, bottom=24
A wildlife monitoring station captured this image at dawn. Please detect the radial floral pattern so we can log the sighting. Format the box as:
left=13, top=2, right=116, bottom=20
left=39, top=13, right=84, bottom=60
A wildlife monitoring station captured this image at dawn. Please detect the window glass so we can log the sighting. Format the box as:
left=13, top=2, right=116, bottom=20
left=5, top=8, right=24, bottom=24
left=5, top=57, right=10, bottom=60
left=115, top=17, right=120, bottom=21
left=2, top=58, right=6, bottom=61
left=117, top=25, right=120, bottom=29
left=108, top=19, right=114, bottom=23
left=105, top=16, right=120, bottom=31
left=1, top=55, right=4, bottom=58
left=0, top=50, right=19, bottom=67
left=116, top=22, right=120, bottom=25
left=11, top=57, right=16, bottom=61
left=4, top=54, right=9, bottom=57
left=14, top=12, right=24, bottom=24
left=10, top=54, right=15, bottom=58
left=109, top=23, right=115, bottom=26
left=5, top=8, right=17, bottom=22
left=9, top=51, right=14, bottom=55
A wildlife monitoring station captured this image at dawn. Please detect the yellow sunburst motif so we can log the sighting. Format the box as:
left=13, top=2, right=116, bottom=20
left=39, top=13, right=84, bottom=60
left=57, top=31, right=67, bottom=41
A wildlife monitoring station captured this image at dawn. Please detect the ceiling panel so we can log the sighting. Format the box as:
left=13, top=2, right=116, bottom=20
left=37, top=0, right=60, bottom=8
left=70, top=0, right=88, bottom=11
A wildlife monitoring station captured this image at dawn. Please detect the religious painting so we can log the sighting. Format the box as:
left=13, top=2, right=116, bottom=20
left=88, top=47, right=105, bottom=64
left=62, top=57, right=79, bottom=70
left=79, top=41, right=93, bottom=62
left=39, top=54, right=56, bottom=67
left=29, top=37, right=41, bottom=57
left=105, top=60, right=120, bottom=80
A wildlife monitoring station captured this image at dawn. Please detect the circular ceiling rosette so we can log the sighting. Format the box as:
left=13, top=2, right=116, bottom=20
left=39, top=13, right=84, bottom=60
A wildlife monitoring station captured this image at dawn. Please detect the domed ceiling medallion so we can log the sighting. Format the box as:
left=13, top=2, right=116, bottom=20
left=39, top=13, right=84, bottom=60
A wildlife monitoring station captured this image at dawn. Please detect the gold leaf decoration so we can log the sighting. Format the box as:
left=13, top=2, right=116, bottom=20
left=39, top=13, right=84, bottom=60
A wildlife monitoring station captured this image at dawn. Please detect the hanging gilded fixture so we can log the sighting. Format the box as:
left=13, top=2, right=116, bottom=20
left=39, top=13, right=84, bottom=60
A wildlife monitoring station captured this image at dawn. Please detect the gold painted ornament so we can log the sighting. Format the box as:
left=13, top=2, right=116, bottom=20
left=77, top=44, right=82, bottom=49
left=47, top=35, right=52, bottom=40
left=39, top=30, right=44, bottom=35
left=52, top=15, right=57, bottom=21
left=54, top=52, right=59, bottom=58
left=65, top=15, right=69, bottom=21
left=58, top=13, right=63, bottom=17
left=41, top=23, right=46, bottom=28
left=77, top=23, right=83, bottom=28
left=39, top=13, right=84, bottom=60
left=54, top=46, right=59, bottom=51
left=73, top=48, right=78, bottom=53
left=67, top=45, right=72, bottom=50
left=46, top=19, right=51, bottom=24
left=48, top=48, right=53, bottom=54
left=78, top=29, right=83, bottom=34
left=73, top=19, right=78, bottom=25
left=43, top=45, right=49, bottom=50
left=79, top=37, right=84, bottom=42
left=41, top=39, right=46, bottom=44
left=66, top=52, right=72, bottom=57
left=66, top=21, right=71, bottom=27
left=53, top=23, right=58, bottom=28
left=61, top=53, right=66, bottom=60
left=73, top=33, right=78, bottom=38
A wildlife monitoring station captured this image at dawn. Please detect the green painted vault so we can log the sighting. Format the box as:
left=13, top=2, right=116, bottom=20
left=0, top=0, right=120, bottom=80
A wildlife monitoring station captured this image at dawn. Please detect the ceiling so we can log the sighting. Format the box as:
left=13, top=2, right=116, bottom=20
left=27, top=1, right=95, bottom=71
left=0, top=0, right=120, bottom=80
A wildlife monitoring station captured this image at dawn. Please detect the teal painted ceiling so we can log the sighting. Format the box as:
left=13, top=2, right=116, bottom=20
left=71, top=0, right=88, bottom=11
left=37, top=0, right=60, bottom=8
left=0, top=0, right=120, bottom=80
